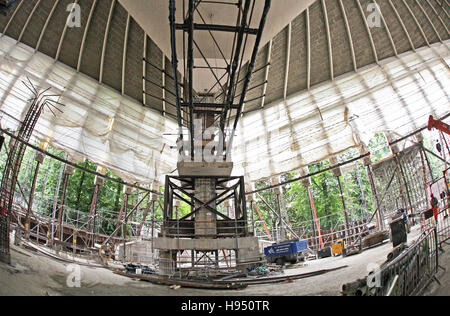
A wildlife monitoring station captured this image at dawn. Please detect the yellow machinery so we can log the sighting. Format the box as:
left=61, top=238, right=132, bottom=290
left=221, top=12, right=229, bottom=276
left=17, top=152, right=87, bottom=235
left=331, top=239, right=345, bottom=256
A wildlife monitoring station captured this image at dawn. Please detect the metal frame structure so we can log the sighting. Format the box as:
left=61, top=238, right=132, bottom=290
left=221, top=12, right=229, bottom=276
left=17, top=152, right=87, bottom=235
left=0, top=127, right=163, bottom=261
left=0, top=79, right=62, bottom=264
left=169, top=0, right=271, bottom=160
left=376, top=228, right=439, bottom=296
left=162, top=175, right=248, bottom=240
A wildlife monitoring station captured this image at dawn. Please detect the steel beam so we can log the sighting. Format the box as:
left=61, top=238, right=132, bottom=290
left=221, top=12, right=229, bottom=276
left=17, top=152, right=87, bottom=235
left=175, top=23, right=258, bottom=34
left=221, top=0, right=252, bottom=134
left=187, top=0, right=195, bottom=159
left=227, top=0, right=271, bottom=157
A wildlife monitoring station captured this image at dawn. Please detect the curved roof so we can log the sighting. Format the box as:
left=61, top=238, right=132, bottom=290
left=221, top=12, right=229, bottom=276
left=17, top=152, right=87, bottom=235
left=1, top=0, right=448, bottom=114
left=0, top=0, right=449, bottom=184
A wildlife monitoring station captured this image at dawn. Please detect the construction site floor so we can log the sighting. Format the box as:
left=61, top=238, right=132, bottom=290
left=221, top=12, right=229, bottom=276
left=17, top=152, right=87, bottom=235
left=0, top=225, right=445, bottom=296
left=423, top=241, right=449, bottom=296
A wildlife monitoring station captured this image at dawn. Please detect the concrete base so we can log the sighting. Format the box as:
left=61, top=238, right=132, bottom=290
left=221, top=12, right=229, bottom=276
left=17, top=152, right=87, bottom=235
left=154, top=236, right=258, bottom=251
left=155, top=236, right=263, bottom=272
left=177, top=161, right=233, bottom=177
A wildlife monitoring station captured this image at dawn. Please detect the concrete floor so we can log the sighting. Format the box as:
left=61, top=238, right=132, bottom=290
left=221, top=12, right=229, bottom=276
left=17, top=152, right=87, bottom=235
left=423, top=241, right=450, bottom=296
left=0, top=224, right=446, bottom=296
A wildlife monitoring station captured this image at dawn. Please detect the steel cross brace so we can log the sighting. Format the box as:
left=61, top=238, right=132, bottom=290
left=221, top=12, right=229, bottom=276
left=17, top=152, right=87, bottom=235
left=169, top=179, right=235, bottom=221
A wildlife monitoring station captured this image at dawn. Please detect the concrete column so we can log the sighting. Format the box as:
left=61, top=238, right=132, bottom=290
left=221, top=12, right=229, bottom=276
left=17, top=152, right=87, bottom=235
left=194, top=178, right=217, bottom=238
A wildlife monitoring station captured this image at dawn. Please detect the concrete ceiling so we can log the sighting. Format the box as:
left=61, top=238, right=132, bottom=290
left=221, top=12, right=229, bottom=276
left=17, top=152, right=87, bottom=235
left=119, top=0, right=316, bottom=60
left=1, top=0, right=447, bottom=117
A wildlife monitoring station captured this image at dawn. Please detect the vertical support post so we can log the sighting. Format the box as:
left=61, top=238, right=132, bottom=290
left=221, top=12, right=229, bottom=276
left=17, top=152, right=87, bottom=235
left=271, top=177, right=287, bottom=241
left=330, top=157, right=351, bottom=243
left=366, top=162, right=383, bottom=230
left=396, top=155, right=414, bottom=218
left=307, top=187, right=323, bottom=249
left=250, top=200, right=255, bottom=235
left=253, top=202, right=271, bottom=239
left=73, top=230, right=77, bottom=256
left=89, top=166, right=105, bottom=247
left=151, top=186, right=159, bottom=258
left=89, top=185, right=99, bottom=247
left=51, top=154, right=65, bottom=248
left=151, top=200, right=156, bottom=252
left=123, top=198, right=128, bottom=262
left=56, top=165, right=72, bottom=242
left=240, top=177, right=248, bottom=236
left=121, top=186, right=134, bottom=260
left=25, top=153, right=42, bottom=236
left=137, top=194, right=152, bottom=237
left=337, top=176, right=351, bottom=244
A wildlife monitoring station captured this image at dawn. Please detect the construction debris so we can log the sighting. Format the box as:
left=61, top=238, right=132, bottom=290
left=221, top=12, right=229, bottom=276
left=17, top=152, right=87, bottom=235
left=123, top=264, right=155, bottom=275
left=114, top=270, right=248, bottom=290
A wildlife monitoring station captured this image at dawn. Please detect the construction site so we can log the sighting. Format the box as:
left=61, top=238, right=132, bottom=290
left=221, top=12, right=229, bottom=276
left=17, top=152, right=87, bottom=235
left=0, top=0, right=449, bottom=299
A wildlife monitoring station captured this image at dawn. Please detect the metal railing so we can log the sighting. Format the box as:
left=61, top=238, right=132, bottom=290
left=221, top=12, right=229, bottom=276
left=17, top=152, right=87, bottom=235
left=371, top=228, right=439, bottom=296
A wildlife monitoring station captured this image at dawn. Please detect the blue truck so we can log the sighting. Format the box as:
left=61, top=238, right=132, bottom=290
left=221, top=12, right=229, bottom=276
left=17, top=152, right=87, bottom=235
left=264, top=239, right=309, bottom=266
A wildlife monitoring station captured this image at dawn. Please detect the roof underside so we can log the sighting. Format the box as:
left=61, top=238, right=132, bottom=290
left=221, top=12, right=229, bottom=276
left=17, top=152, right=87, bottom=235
left=1, top=0, right=448, bottom=115
left=0, top=0, right=449, bottom=184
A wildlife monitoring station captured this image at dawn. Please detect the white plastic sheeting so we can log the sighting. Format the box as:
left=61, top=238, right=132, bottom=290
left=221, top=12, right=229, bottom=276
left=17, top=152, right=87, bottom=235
left=0, top=35, right=449, bottom=184
left=232, top=42, right=450, bottom=182
left=0, top=36, right=178, bottom=184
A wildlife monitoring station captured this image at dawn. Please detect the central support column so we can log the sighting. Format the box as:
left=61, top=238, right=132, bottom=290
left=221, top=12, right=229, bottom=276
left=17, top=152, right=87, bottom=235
left=194, top=178, right=217, bottom=238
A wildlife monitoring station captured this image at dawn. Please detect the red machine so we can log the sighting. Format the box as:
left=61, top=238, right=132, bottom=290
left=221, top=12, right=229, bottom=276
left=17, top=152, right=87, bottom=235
left=428, top=115, right=450, bottom=135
